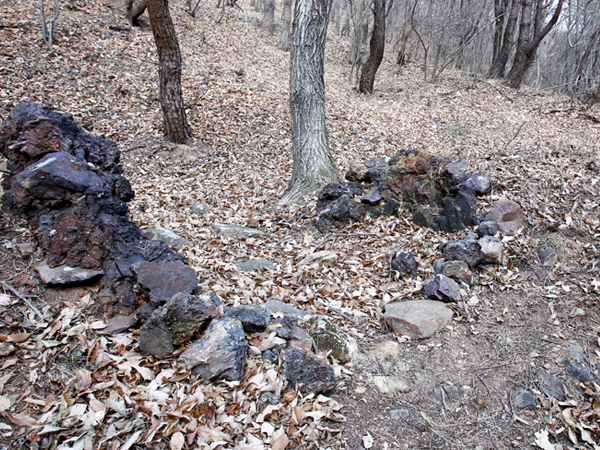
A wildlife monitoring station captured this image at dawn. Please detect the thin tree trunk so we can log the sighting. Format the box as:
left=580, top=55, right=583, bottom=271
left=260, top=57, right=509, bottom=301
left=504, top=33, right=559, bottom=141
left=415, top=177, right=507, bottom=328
left=280, top=0, right=339, bottom=205
left=396, top=26, right=410, bottom=65
left=359, top=0, right=385, bottom=93
left=278, top=0, right=293, bottom=50
left=490, top=0, right=520, bottom=78
left=263, top=0, right=275, bottom=32
left=148, top=0, right=192, bottom=144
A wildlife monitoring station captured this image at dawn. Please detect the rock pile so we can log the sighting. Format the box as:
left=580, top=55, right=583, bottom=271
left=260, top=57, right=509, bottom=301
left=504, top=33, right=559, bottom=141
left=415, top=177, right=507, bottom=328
left=314, top=151, right=493, bottom=233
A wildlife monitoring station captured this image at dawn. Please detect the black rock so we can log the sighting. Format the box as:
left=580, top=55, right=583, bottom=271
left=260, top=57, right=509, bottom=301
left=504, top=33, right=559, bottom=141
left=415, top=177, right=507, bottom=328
left=443, top=160, right=472, bottom=184
left=412, top=206, right=436, bottom=229
left=361, top=188, right=382, bottom=205
left=316, top=182, right=364, bottom=211
left=432, top=258, right=446, bottom=275
left=363, top=156, right=392, bottom=183
left=441, top=198, right=465, bottom=232
left=540, top=373, right=565, bottom=399
left=455, top=189, right=477, bottom=226
left=382, top=199, right=401, bottom=216
left=512, top=390, right=536, bottom=409
left=442, top=240, right=483, bottom=269
left=461, top=170, right=491, bottom=195
left=423, top=275, right=461, bottom=302
left=225, top=305, right=270, bottom=333
left=391, top=251, right=418, bottom=278
left=476, top=221, right=498, bottom=237
left=132, top=260, right=199, bottom=304
left=283, top=347, right=337, bottom=394
left=565, top=360, right=596, bottom=383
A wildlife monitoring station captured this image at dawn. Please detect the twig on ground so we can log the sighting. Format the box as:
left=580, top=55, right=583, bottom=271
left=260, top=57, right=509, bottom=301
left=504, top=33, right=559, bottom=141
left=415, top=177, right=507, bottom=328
left=327, top=306, right=358, bottom=325
left=475, top=372, right=494, bottom=401
left=1, top=281, right=44, bottom=322
left=502, top=121, right=526, bottom=151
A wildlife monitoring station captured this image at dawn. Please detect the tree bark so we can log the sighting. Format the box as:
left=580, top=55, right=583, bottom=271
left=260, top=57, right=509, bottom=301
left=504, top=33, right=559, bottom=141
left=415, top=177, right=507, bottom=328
left=359, top=0, right=385, bottom=93
left=148, top=0, right=192, bottom=144
left=280, top=0, right=340, bottom=205
left=505, top=0, right=564, bottom=88
left=263, top=0, right=275, bottom=32
left=278, top=0, right=293, bottom=51
left=489, top=0, right=520, bottom=78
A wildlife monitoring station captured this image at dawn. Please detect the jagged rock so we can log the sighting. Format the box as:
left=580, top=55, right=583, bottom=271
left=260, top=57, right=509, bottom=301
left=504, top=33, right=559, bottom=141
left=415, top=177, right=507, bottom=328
left=483, top=200, right=527, bottom=233
left=225, top=305, right=270, bottom=333
left=210, top=223, right=265, bottom=239
left=512, top=390, right=536, bottom=409
left=313, top=197, right=368, bottom=232
left=179, top=318, right=248, bottom=381
left=476, top=221, right=498, bottom=237
left=132, top=260, right=198, bottom=303
left=100, top=314, right=137, bottom=335
left=283, top=347, right=337, bottom=393
left=36, top=261, right=103, bottom=285
left=134, top=303, right=157, bottom=323
left=384, top=300, right=453, bottom=338
left=370, top=341, right=400, bottom=359
left=440, top=198, right=465, bottom=232
left=565, top=360, right=596, bottom=383
left=236, top=257, right=275, bottom=271
left=364, top=156, right=392, bottom=183
left=390, top=251, right=418, bottom=278
left=309, top=317, right=356, bottom=363
left=264, top=299, right=311, bottom=318
left=423, top=274, right=461, bottom=302
left=442, top=239, right=483, bottom=268
left=372, top=376, right=410, bottom=394
left=412, top=205, right=436, bottom=229
left=143, top=226, right=193, bottom=250
left=189, top=202, right=211, bottom=215
left=316, top=181, right=364, bottom=211
left=441, top=260, right=472, bottom=284
left=455, top=189, right=477, bottom=225
left=443, top=160, right=472, bottom=184
left=461, top=170, right=491, bottom=195
left=479, top=236, right=503, bottom=264
left=345, top=162, right=369, bottom=182
left=139, top=321, right=173, bottom=360
left=297, top=251, right=337, bottom=267
left=382, top=199, right=401, bottom=216
left=540, top=373, right=565, bottom=399
left=361, top=188, right=382, bottom=205
left=433, top=258, right=445, bottom=275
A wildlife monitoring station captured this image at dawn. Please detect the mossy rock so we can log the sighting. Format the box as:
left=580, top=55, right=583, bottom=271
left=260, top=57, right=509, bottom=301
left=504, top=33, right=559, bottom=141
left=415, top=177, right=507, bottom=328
left=309, top=317, right=356, bottom=363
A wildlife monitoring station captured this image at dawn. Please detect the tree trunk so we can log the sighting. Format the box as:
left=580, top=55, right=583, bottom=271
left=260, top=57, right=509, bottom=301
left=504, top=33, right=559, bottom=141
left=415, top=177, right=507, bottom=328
left=490, top=0, right=506, bottom=67
left=126, top=0, right=148, bottom=26
left=489, top=0, right=520, bottom=78
left=280, top=0, right=339, bottom=205
left=148, top=0, right=192, bottom=144
left=505, top=0, right=564, bottom=88
left=278, top=0, right=293, bottom=51
left=359, top=0, right=385, bottom=93
left=263, top=0, right=275, bottom=32
left=396, top=26, right=410, bottom=65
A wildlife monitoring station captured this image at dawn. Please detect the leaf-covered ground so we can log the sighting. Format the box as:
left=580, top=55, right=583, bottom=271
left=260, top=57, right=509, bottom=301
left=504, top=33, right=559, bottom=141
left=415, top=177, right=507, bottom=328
left=1, top=0, right=600, bottom=449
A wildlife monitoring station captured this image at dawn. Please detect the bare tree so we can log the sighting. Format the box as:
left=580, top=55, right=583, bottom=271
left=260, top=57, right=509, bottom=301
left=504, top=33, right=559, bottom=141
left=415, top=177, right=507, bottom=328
left=359, top=0, right=387, bottom=93
left=40, top=0, right=59, bottom=45
left=280, top=0, right=340, bottom=205
left=278, top=0, right=293, bottom=50
left=263, top=0, right=275, bottom=32
left=148, top=0, right=192, bottom=144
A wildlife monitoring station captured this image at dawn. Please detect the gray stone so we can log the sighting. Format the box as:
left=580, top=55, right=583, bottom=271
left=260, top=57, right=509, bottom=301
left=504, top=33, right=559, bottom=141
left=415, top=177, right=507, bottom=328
left=391, top=252, right=418, bottom=278
left=288, top=326, right=314, bottom=351
left=565, top=360, right=596, bottom=383
left=372, top=376, right=410, bottom=394
left=258, top=392, right=281, bottom=405
left=382, top=199, right=401, bottom=216
left=134, top=303, right=157, bottom=323
left=479, top=236, right=503, bottom=264
left=443, top=160, right=472, bottom=184
left=297, top=251, right=337, bottom=266
left=412, top=206, right=436, bottom=229
left=361, top=188, right=382, bottom=205
left=225, top=305, right=270, bottom=333
left=179, top=318, right=248, bottom=381
left=370, top=341, right=400, bottom=359
left=389, top=409, right=410, bottom=420
left=36, top=261, right=103, bottom=285
left=432, top=258, right=446, bottom=275
left=384, top=300, right=453, bottom=339
left=540, top=373, right=565, bottom=399
left=461, top=170, right=491, bottom=195
left=483, top=200, right=527, bottom=233
left=236, top=257, right=275, bottom=272
left=309, top=317, right=356, bottom=363
left=132, top=260, right=198, bottom=303
left=142, top=226, right=193, bottom=250
left=539, top=248, right=558, bottom=267
left=455, top=189, right=477, bottom=225
left=345, top=162, right=369, bottom=182
left=139, top=320, right=173, bottom=360
left=210, top=223, right=266, bottom=238
left=190, top=202, right=211, bottom=215
left=100, top=314, right=137, bottom=335
left=423, top=275, right=461, bottom=302
left=264, top=299, right=311, bottom=318
left=476, top=221, right=498, bottom=237
left=512, top=390, right=536, bottom=409
left=442, top=239, right=483, bottom=268
left=441, top=260, right=472, bottom=284
left=283, top=347, right=337, bottom=393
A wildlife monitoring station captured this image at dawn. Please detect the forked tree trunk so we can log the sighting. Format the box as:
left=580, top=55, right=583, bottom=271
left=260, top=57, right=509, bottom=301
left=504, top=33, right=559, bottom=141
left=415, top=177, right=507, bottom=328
left=148, top=0, right=192, bottom=144
left=278, top=0, right=293, bottom=51
left=359, top=0, right=385, bottom=93
left=263, top=0, right=275, bottom=32
left=280, top=0, right=339, bottom=205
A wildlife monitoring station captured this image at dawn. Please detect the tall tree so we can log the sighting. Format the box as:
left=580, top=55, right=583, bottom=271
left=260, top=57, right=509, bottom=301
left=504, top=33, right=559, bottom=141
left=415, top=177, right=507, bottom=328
left=278, top=0, right=293, bottom=50
left=148, top=0, right=192, bottom=144
left=505, top=0, right=565, bottom=88
left=280, top=0, right=340, bottom=205
left=263, top=0, right=275, bottom=32
left=359, top=0, right=386, bottom=93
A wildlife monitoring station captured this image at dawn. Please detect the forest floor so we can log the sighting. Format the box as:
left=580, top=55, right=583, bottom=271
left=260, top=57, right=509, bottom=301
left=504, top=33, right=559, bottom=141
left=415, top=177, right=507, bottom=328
left=1, top=0, right=600, bottom=449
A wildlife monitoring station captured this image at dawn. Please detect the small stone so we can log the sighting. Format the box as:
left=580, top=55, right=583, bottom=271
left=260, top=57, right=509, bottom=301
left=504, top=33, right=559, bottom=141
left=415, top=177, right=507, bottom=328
left=309, top=317, right=356, bottom=363
left=441, top=198, right=466, bottom=232
left=134, top=303, right=157, bottom=323
left=412, top=206, right=436, bottom=229
left=442, top=239, right=483, bottom=268
left=372, top=376, right=410, bottom=394
left=179, top=318, right=248, bottom=381
left=478, top=236, right=503, bottom=265
left=389, top=408, right=410, bottom=420
left=288, top=326, right=314, bottom=351
left=36, top=261, right=103, bottom=285
left=139, top=321, right=173, bottom=360
left=189, top=202, right=211, bottom=215
left=370, top=341, right=400, bottom=359
left=258, top=392, right=280, bottom=405
left=100, top=314, right=137, bottom=335
left=540, top=373, right=565, bottom=399
left=476, top=221, right=498, bottom=237
left=345, top=162, right=369, bottom=182
left=455, top=189, right=477, bottom=225
left=361, top=188, right=382, bottom=205
left=432, top=258, right=445, bottom=275
left=262, top=348, right=279, bottom=362
left=565, top=360, right=595, bottom=383
left=538, top=248, right=557, bottom=267
left=423, top=275, right=461, bottom=302
left=512, top=390, right=536, bottom=409
left=297, top=251, right=337, bottom=267
left=264, top=299, right=311, bottom=318
left=142, top=226, right=193, bottom=250
left=236, top=257, right=275, bottom=272
left=283, top=347, right=337, bottom=393
left=483, top=200, right=527, bottom=233
left=382, top=199, right=401, bottom=216
left=16, top=242, right=34, bottom=256
left=443, top=160, right=472, bottom=184
left=441, top=260, right=472, bottom=284
left=390, top=251, right=418, bottom=278
left=384, top=300, right=453, bottom=339
left=225, top=305, right=270, bottom=333
left=461, top=170, right=491, bottom=195
left=210, top=223, right=266, bottom=238
left=132, top=260, right=198, bottom=304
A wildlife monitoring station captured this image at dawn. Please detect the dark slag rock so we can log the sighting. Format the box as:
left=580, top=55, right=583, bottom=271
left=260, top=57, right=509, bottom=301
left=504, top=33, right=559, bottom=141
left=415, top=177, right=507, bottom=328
left=283, top=347, right=337, bottom=394
left=361, top=188, right=382, bottom=205
left=316, top=182, right=364, bottom=211
left=440, top=198, right=465, bottom=232
left=477, top=221, right=498, bottom=237
left=455, top=189, right=477, bottom=226
left=132, top=260, right=199, bottom=304
left=461, top=170, right=491, bottom=195
left=225, top=304, right=270, bottom=333
left=391, top=251, right=418, bottom=278
left=382, top=198, right=401, bottom=216
left=442, top=240, right=483, bottom=269
left=512, top=390, right=536, bottom=409
left=565, top=360, right=596, bottom=383
left=423, top=275, right=461, bottom=302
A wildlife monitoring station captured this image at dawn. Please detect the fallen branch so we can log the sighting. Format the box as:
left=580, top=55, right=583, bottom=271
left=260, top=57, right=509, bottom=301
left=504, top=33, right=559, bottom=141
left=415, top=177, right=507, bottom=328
left=1, top=281, right=44, bottom=322
left=580, top=112, right=600, bottom=124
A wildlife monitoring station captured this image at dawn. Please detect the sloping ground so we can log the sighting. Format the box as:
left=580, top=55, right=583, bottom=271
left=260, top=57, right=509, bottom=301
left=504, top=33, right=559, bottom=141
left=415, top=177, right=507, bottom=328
left=1, top=0, right=600, bottom=449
